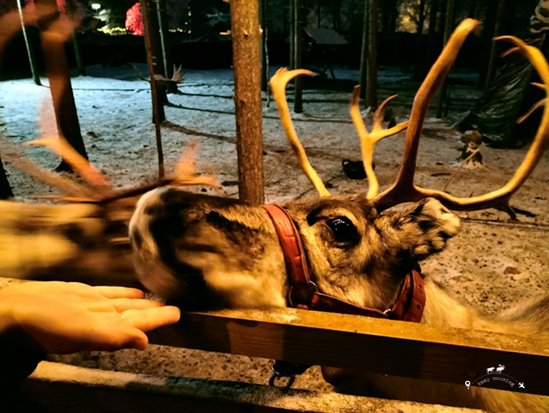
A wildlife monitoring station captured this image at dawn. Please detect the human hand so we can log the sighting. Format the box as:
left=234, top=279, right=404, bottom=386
left=0, top=281, right=180, bottom=354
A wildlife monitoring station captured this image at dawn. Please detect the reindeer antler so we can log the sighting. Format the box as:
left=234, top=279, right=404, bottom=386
left=269, top=68, right=330, bottom=197
left=374, top=19, right=549, bottom=218
left=350, top=87, right=408, bottom=198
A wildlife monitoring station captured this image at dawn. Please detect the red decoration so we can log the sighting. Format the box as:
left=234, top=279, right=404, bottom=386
left=125, top=2, right=143, bottom=36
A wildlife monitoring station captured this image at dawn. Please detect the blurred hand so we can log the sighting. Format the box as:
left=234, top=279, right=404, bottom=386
left=0, top=281, right=180, bottom=354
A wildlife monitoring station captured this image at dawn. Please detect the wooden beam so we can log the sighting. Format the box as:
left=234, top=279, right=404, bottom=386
left=148, top=308, right=549, bottom=396
left=12, top=361, right=481, bottom=413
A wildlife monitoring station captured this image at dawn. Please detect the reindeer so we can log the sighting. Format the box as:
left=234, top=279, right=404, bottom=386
left=128, top=20, right=549, bottom=412
left=0, top=14, right=547, bottom=411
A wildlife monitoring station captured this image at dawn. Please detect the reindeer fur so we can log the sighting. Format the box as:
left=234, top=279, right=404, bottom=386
left=129, top=187, right=549, bottom=411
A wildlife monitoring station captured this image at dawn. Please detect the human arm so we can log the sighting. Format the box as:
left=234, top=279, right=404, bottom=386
left=0, top=281, right=180, bottom=384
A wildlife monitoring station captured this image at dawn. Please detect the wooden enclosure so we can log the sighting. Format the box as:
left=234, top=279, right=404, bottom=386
left=4, top=277, right=548, bottom=412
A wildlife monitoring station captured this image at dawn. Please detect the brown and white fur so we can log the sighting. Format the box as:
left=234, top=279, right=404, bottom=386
left=129, top=187, right=549, bottom=412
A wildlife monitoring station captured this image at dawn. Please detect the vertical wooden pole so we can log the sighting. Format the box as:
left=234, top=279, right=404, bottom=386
left=484, top=0, right=506, bottom=91
left=426, top=0, right=439, bottom=69
left=366, top=0, right=378, bottom=110
left=155, top=0, right=177, bottom=93
left=436, top=0, right=455, bottom=118
left=141, top=0, right=165, bottom=178
left=260, top=0, right=268, bottom=92
left=17, top=0, right=41, bottom=85
left=477, top=0, right=497, bottom=88
left=289, top=0, right=295, bottom=69
left=229, top=0, right=264, bottom=205
left=141, top=0, right=167, bottom=122
left=293, top=0, right=303, bottom=113
left=359, top=0, right=369, bottom=100
left=412, top=0, right=427, bottom=80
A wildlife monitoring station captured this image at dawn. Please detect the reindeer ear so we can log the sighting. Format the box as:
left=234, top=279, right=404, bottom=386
left=349, top=194, right=379, bottom=221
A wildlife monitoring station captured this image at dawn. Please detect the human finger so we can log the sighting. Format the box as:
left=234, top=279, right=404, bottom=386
left=90, top=328, right=149, bottom=352
left=108, top=298, right=165, bottom=312
left=121, top=306, right=181, bottom=332
left=93, top=286, right=146, bottom=299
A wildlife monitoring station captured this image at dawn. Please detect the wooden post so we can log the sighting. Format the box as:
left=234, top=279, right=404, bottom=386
left=229, top=0, right=265, bottom=205
left=37, top=0, right=88, bottom=169
left=155, top=0, right=177, bottom=94
left=426, top=0, right=439, bottom=70
left=436, top=0, right=455, bottom=118
left=140, top=0, right=167, bottom=123
left=17, top=0, right=41, bottom=85
left=293, top=0, right=303, bottom=113
left=484, top=0, right=506, bottom=92
left=260, top=0, right=268, bottom=92
left=412, top=0, right=427, bottom=80
left=366, top=0, right=378, bottom=110
left=141, top=0, right=165, bottom=178
left=359, top=0, right=369, bottom=100
left=477, top=0, right=497, bottom=88
left=289, top=0, right=295, bottom=70
left=0, top=158, right=13, bottom=200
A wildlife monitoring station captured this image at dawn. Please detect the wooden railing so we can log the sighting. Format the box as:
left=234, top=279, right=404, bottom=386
left=3, top=277, right=548, bottom=412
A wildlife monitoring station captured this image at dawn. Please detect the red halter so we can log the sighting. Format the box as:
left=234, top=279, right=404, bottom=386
left=263, top=204, right=426, bottom=323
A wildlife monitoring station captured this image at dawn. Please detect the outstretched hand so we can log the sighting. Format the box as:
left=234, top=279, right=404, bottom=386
left=0, top=281, right=180, bottom=354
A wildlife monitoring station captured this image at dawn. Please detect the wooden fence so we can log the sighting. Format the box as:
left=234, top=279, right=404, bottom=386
left=4, top=275, right=548, bottom=412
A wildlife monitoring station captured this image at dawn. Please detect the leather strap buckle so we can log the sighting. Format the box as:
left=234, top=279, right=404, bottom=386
left=288, top=281, right=318, bottom=307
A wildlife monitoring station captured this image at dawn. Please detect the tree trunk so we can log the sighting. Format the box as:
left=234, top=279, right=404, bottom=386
left=413, top=0, right=427, bottom=80
left=156, top=0, right=177, bottom=94
left=141, top=0, right=167, bottom=122
left=435, top=0, right=455, bottom=118
left=141, top=0, right=165, bottom=177
left=381, top=0, right=396, bottom=34
left=477, top=0, right=498, bottom=88
left=426, top=0, right=439, bottom=70
left=294, top=0, right=303, bottom=113
left=484, top=0, right=507, bottom=92
left=333, top=0, right=341, bottom=31
left=289, top=0, right=295, bottom=69
left=260, top=0, right=268, bottom=92
left=0, top=158, right=13, bottom=200
left=37, top=0, right=88, bottom=170
left=229, top=0, right=265, bottom=205
left=366, top=0, right=378, bottom=110
left=359, top=0, right=369, bottom=100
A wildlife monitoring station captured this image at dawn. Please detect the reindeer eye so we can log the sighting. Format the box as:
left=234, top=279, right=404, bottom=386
left=327, top=217, right=356, bottom=243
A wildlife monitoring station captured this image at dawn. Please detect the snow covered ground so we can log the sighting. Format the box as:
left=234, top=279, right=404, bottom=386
left=2, top=63, right=549, bottom=394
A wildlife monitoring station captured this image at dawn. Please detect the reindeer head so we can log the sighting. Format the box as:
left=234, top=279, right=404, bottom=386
left=129, top=19, right=549, bottom=315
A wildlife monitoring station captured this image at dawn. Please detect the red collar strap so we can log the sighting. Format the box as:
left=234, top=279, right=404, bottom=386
left=263, top=204, right=426, bottom=323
